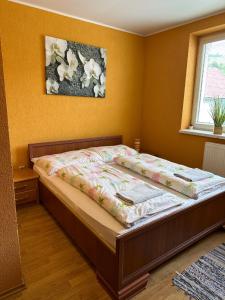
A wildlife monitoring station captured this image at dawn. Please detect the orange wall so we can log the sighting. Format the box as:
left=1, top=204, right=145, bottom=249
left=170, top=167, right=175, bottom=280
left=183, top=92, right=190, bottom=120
left=1, top=1, right=225, bottom=168
left=0, top=0, right=144, bottom=166
left=142, top=13, right=225, bottom=168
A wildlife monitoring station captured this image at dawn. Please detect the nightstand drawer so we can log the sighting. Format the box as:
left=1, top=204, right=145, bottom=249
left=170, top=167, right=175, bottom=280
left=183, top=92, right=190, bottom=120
left=15, top=189, right=37, bottom=205
left=14, top=180, right=37, bottom=192
left=13, top=168, right=39, bottom=207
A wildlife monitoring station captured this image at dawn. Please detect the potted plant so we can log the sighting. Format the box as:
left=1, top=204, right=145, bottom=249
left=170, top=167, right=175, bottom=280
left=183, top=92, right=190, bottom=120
left=209, top=97, right=225, bottom=135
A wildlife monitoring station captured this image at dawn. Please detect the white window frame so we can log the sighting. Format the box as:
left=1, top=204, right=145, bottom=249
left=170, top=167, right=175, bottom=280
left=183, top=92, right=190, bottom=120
left=192, top=31, right=225, bottom=132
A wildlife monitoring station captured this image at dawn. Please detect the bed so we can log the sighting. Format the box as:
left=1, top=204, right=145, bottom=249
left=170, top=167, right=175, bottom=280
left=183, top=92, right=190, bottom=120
left=28, top=136, right=225, bottom=300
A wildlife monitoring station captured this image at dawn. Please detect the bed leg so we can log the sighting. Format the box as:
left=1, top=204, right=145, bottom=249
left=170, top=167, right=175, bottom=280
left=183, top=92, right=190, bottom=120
left=96, top=272, right=149, bottom=300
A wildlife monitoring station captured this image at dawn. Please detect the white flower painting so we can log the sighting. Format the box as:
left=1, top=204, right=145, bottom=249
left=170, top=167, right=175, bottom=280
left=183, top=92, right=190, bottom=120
left=46, top=79, right=59, bottom=94
left=45, top=36, right=106, bottom=98
left=57, top=49, right=78, bottom=81
left=45, top=37, right=67, bottom=67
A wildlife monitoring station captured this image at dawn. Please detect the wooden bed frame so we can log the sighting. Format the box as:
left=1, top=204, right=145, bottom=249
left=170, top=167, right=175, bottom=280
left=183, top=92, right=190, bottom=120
left=28, top=135, right=225, bottom=300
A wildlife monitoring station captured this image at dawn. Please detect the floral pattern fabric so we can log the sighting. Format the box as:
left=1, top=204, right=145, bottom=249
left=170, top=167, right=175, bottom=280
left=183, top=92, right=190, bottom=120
left=114, top=154, right=225, bottom=199
left=33, top=149, right=102, bottom=176
left=33, top=145, right=137, bottom=175
left=57, top=162, right=183, bottom=227
left=88, top=145, right=137, bottom=163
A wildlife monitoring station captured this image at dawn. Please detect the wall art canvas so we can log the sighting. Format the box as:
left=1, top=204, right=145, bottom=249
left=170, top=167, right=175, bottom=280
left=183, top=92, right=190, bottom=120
left=45, top=36, right=106, bottom=98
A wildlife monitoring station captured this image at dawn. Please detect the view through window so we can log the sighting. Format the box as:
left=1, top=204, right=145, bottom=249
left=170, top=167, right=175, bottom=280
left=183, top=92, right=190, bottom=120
left=193, top=34, right=225, bottom=128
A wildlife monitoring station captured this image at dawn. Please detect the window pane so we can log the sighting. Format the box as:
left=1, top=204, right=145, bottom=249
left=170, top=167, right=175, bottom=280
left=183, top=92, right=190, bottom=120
left=197, top=38, right=225, bottom=124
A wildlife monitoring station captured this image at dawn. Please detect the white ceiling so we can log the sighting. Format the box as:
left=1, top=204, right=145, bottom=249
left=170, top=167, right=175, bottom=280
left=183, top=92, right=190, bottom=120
left=9, top=0, right=225, bottom=36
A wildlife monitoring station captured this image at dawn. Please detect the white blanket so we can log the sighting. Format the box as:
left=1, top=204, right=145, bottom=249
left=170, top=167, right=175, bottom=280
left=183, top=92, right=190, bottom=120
left=116, top=183, right=165, bottom=205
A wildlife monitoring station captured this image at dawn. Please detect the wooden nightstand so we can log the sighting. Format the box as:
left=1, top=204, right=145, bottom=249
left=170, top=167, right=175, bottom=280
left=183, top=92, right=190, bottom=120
left=13, top=168, right=39, bottom=206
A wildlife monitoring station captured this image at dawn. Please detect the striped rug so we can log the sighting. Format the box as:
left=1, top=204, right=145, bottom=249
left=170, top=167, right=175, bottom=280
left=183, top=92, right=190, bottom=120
left=172, top=243, right=225, bottom=300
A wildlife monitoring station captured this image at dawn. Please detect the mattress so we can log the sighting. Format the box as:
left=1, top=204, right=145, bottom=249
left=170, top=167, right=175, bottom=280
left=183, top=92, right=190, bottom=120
left=34, top=164, right=225, bottom=251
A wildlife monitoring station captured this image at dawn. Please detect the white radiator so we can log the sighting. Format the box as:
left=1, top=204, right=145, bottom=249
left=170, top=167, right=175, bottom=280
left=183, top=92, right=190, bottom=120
left=203, top=142, right=225, bottom=177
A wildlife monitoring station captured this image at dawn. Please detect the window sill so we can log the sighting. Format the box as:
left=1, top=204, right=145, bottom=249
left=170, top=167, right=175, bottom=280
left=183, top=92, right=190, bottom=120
left=179, top=129, right=225, bottom=140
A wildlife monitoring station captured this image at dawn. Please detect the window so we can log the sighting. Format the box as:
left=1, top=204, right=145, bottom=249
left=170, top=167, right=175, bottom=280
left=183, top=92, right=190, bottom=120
left=192, top=32, right=225, bottom=131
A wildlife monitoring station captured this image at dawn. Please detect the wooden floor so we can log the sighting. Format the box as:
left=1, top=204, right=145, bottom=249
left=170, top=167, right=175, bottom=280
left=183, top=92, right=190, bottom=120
left=7, top=204, right=225, bottom=300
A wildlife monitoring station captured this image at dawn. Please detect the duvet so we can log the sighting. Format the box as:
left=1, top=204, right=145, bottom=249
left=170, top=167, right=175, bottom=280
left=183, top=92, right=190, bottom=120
left=57, top=162, right=183, bottom=227
left=114, top=154, right=225, bottom=199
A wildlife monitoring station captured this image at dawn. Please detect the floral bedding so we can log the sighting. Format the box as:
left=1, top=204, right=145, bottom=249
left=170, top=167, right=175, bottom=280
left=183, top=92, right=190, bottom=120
left=33, top=145, right=137, bottom=175
left=114, top=154, right=225, bottom=199
left=57, top=162, right=183, bottom=227
left=88, top=145, right=137, bottom=162
left=33, top=149, right=102, bottom=176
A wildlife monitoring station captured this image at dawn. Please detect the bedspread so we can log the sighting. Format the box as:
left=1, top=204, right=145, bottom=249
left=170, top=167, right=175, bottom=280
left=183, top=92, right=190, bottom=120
left=114, top=154, right=225, bottom=199
left=57, top=162, right=183, bottom=227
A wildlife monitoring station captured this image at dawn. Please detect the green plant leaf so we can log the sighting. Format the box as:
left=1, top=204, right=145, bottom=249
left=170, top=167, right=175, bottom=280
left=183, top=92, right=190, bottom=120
left=208, top=97, right=225, bottom=127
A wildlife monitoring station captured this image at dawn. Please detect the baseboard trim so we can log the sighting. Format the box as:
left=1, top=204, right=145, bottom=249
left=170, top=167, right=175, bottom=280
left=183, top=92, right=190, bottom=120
left=0, top=282, right=25, bottom=299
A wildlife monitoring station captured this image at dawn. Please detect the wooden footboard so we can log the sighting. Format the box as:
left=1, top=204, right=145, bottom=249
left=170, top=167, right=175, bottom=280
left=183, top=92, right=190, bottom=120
left=116, top=191, right=225, bottom=291
left=39, top=182, right=225, bottom=299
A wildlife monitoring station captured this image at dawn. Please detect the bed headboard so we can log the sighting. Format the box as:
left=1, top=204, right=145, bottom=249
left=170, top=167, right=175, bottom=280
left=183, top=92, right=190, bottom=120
left=28, top=135, right=122, bottom=164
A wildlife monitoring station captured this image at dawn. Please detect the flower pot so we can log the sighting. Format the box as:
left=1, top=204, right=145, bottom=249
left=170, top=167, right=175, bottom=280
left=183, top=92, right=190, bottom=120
left=213, top=126, right=223, bottom=135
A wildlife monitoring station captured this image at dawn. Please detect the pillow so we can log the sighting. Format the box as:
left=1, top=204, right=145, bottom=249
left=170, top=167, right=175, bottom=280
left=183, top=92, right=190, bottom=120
left=88, top=145, right=137, bottom=163
left=33, top=149, right=102, bottom=175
